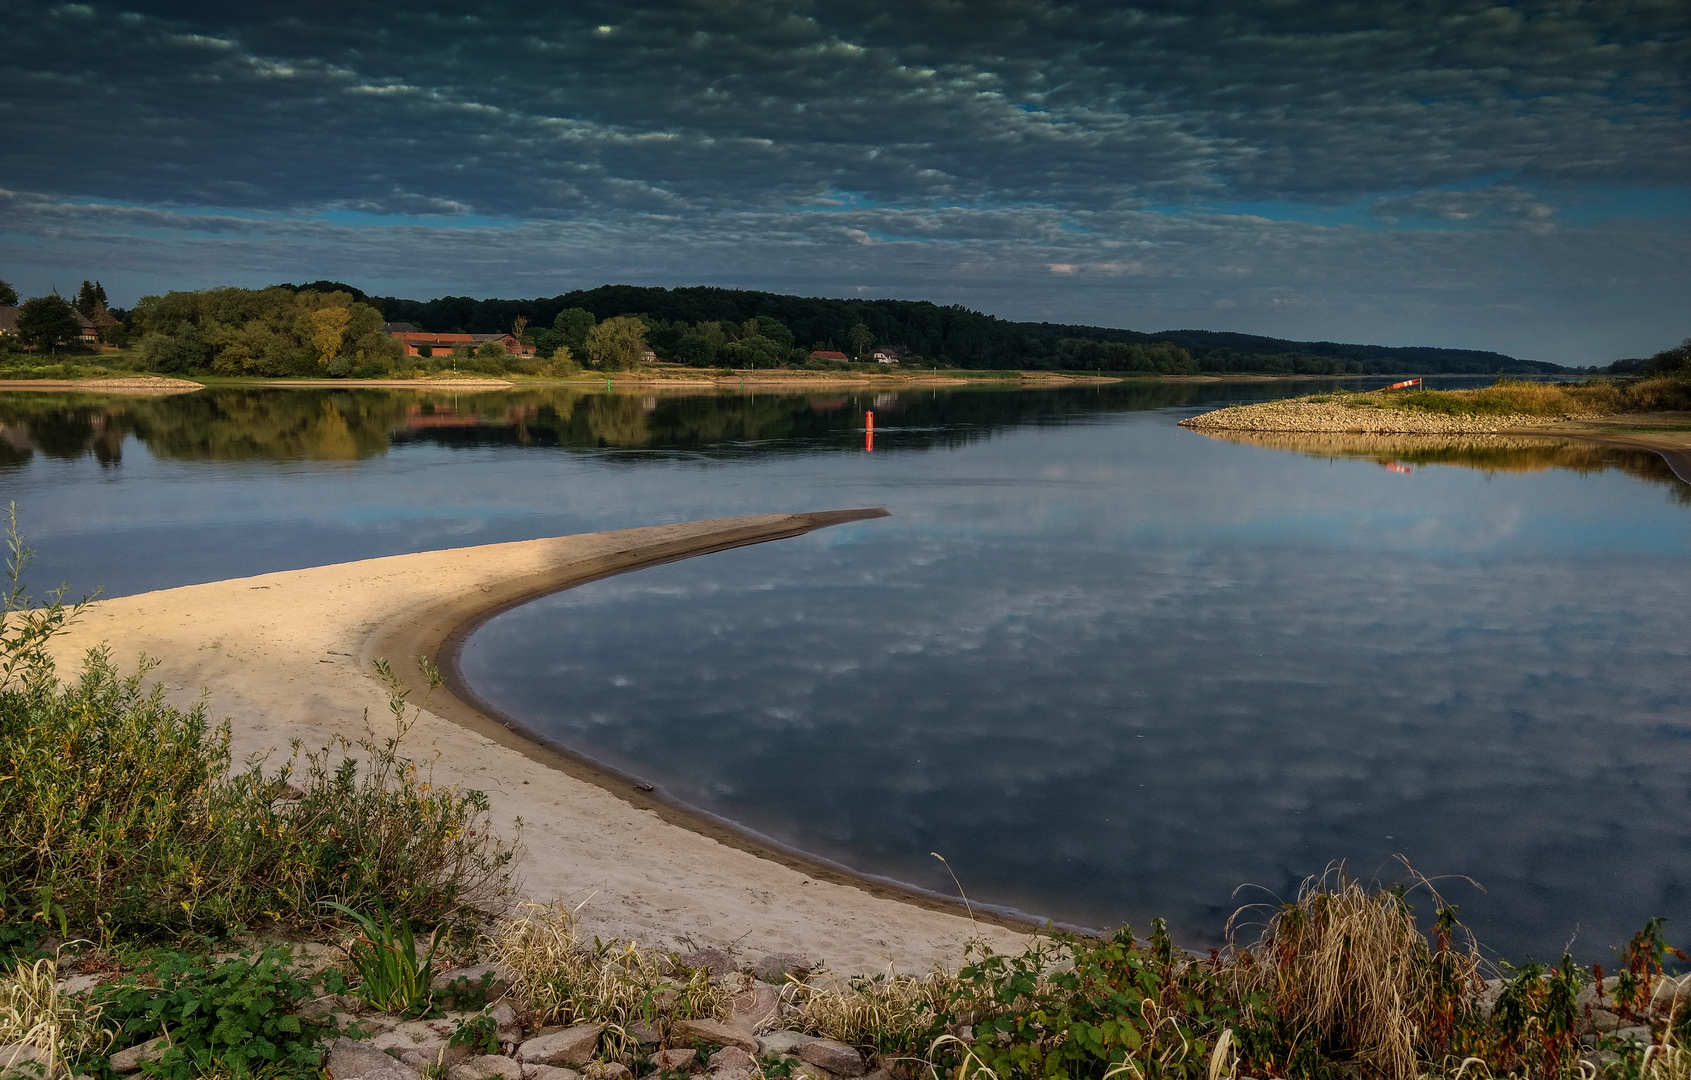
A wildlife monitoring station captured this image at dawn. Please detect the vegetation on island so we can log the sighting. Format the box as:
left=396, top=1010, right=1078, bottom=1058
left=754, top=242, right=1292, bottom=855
left=2, top=507, right=1689, bottom=1080
left=1301, top=364, right=1691, bottom=419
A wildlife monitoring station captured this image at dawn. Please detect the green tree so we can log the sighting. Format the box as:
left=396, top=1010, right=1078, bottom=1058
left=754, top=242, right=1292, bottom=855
left=0, top=279, right=20, bottom=306
left=73, top=280, right=108, bottom=320
left=584, top=315, right=647, bottom=370
left=553, top=308, right=596, bottom=354
left=847, top=323, right=874, bottom=360
left=16, top=294, right=81, bottom=353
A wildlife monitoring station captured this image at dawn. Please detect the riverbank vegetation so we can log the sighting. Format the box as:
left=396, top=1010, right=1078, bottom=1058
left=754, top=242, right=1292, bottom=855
left=2, top=514, right=1688, bottom=1080
left=1311, top=372, right=1691, bottom=419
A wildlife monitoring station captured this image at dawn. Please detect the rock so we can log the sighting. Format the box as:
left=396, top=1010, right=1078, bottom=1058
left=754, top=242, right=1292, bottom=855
left=451, top=1055, right=525, bottom=1080
left=673, top=1020, right=758, bottom=1055
left=798, top=1039, right=865, bottom=1078
left=1585, top=1009, right=1624, bottom=1034
left=523, top=1067, right=581, bottom=1080
left=726, top=985, right=782, bottom=1032
left=653, top=989, right=681, bottom=1011
left=326, top=1039, right=421, bottom=1080
left=109, top=1036, right=168, bottom=1074
left=371, top=1019, right=472, bottom=1068
left=677, top=948, right=737, bottom=978
left=757, top=1032, right=815, bottom=1057
left=707, top=1047, right=757, bottom=1073
left=433, top=964, right=515, bottom=1006
left=753, top=955, right=813, bottom=984
left=53, top=973, right=103, bottom=997
left=794, top=1064, right=837, bottom=1080
left=1650, top=976, right=1691, bottom=1012
left=860, top=1069, right=893, bottom=1080
left=714, top=1070, right=756, bottom=1080
left=582, top=1064, right=632, bottom=1080
left=2, top=1043, right=40, bottom=1079
left=626, top=1022, right=663, bottom=1046
left=1612, top=1026, right=1653, bottom=1044
left=489, top=1002, right=523, bottom=1043
left=517, top=1025, right=605, bottom=1068
left=650, top=1049, right=697, bottom=1071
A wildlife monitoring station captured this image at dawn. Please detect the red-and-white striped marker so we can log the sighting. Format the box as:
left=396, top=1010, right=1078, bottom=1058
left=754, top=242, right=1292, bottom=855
left=865, top=410, right=874, bottom=452
left=1383, top=378, right=1423, bottom=391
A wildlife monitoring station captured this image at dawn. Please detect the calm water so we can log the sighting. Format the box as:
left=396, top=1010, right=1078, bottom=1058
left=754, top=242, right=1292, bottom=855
left=4, top=381, right=1688, bottom=960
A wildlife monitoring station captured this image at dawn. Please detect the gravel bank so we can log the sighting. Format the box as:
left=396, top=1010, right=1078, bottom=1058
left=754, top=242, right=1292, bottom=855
left=1179, top=397, right=1594, bottom=434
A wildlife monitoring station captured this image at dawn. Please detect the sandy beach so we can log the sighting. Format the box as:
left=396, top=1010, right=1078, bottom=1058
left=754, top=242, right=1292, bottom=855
left=46, top=511, right=1032, bottom=974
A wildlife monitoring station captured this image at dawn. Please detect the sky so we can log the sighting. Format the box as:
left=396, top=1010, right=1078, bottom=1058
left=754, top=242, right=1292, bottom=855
left=1, top=1, right=1687, bottom=364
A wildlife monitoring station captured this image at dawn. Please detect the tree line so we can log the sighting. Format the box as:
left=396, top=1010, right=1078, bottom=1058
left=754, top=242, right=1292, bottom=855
left=0, top=276, right=1600, bottom=376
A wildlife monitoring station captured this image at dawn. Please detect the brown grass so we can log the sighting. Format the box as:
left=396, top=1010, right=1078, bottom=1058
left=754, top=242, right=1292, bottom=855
left=1345, top=377, right=1691, bottom=419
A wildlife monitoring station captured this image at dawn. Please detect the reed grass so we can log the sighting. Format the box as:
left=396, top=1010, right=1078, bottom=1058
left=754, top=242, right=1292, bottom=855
left=0, top=955, right=112, bottom=1079
left=1341, top=376, right=1691, bottom=419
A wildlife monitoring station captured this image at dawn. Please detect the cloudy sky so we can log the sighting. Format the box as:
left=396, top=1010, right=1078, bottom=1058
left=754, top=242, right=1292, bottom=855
left=2, top=1, right=1687, bottom=363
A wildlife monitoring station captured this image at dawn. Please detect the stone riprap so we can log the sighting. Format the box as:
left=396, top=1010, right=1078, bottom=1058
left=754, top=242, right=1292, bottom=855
left=1178, top=397, right=1591, bottom=434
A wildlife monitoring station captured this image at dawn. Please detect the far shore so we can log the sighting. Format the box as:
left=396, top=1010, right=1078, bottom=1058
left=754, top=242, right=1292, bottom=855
left=46, top=511, right=1038, bottom=975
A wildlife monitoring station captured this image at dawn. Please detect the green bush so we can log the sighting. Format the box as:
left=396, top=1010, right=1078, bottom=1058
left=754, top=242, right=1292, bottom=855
left=88, top=947, right=345, bottom=1079
left=0, top=509, right=518, bottom=944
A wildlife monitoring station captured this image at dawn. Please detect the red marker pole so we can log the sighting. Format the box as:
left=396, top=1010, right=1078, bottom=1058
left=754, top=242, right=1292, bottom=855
left=865, top=410, right=874, bottom=452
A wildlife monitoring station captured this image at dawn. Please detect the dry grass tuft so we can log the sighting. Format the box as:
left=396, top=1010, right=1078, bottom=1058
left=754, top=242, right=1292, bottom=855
left=0, top=956, right=112, bottom=1079
left=796, top=967, right=959, bottom=1056
left=489, top=902, right=728, bottom=1047
left=1234, top=865, right=1481, bottom=1080
left=1349, top=376, right=1691, bottom=419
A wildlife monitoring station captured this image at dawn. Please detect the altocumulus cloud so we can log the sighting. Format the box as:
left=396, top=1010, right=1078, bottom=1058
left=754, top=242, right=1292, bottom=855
left=1, top=0, right=1686, bottom=361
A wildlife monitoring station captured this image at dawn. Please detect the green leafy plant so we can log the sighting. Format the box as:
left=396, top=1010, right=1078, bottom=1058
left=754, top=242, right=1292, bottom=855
left=448, top=1010, right=501, bottom=1055
left=90, top=947, right=336, bottom=1079
left=324, top=901, right=442, bottom=1018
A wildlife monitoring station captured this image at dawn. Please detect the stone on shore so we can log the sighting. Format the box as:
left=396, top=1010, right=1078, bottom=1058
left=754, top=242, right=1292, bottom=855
left=517, top=1025, right=605, bottom=1067
left=649, top=1048, right=696, bottom=1071
left=672, top=1019, right=758, bottom=1054
left=522, top=1067, right=581, bottom=1080
left=676, top=948, right=737, bottom=977
left=708, top=1046, right=758, bottom=1073
left=432, top=964, right=515, bottom=1006
left=754, top=954, right=814, bottom=983
left=798, top=1038, right=866, bottom=1077
left=451, top=1055, right=525, bottom=1080
left=582, top=1063, right=632, bottom=1080
left=109, top=1036, right=168, bottom=1074
left=726, top=984, right=783, bottom=1031
left=327, top=1039, right=421, bottom=1080
left=757, top=1031, right=815, bottom=1056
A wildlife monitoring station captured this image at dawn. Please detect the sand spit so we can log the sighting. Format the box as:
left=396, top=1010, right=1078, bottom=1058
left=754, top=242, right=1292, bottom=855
left=0, top=376, right=205, bottom=395
left=47, top=512, right=1032, bottom=974
left=1178, top=397, right=1588, bottom=434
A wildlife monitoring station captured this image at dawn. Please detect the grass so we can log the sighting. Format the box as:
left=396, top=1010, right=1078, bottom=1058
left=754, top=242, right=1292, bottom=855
left=1334, top=376, right=1691, bottom=419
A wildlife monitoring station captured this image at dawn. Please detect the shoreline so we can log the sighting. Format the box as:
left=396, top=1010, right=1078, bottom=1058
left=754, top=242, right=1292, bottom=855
left=47, top=512, right=1039, bottom=973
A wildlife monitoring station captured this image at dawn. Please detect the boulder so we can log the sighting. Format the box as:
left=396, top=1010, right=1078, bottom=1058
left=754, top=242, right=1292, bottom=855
left=451, top=1055, right=524, bottom=1080
left=673, top=1019, right=758, bottom=1055
left=371, top=1019, right=472, bottom=1068
left=489, top=1002, right=523, bottom=1043
left=53, top=973, right=104, bottom=997
left=517, top=1025, right=605, bottom=1068
left=707, top=1047, right=757, bottom=1074
left=1, top=1043, right=40, bottom=1080
left=676, top=948, right=737, bottom=978
left=433, top=964, right=515, bottom=1007
left=625, top=1021, right=663, bottom=1046
left=798, top=1039, right=865, bottom=1078
left=757, top=1032, right=814, bottom=1057
left=109, top=1036, right=168, bottom=1074
left=753, top=955, right=813, bottom=984
left=794, top=1064, right=837, bottom=1080
left=582, top=1064, right=632, bottom=1080
left=522, top=1067, right=581, bottom=1080
left=326, top=1039, right=421, bottom=1080
left=1612, top=1026, right=1653, bottom=1044
left=649, top=1049, right=696, bottom=1071
left=725, top=985, right=782, bottom=1032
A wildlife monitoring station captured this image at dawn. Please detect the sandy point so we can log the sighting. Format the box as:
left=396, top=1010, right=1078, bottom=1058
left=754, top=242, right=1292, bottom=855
left=45, top=511, right=1035, bottom=973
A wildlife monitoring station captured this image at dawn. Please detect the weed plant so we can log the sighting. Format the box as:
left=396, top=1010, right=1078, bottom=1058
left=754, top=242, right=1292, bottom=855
left=0, top=506, right=517, bottom=944
left=325, top=901, right=442, bottom=1017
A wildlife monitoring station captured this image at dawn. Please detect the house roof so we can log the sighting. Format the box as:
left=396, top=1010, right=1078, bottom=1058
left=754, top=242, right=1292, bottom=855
left=383, top=322, right=419, bottom=333
left=808, top=350, right=850, bottom=361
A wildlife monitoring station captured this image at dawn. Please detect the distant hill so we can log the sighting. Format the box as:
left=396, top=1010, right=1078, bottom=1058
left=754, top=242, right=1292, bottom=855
left=372, top=284, right=1565, bottom=376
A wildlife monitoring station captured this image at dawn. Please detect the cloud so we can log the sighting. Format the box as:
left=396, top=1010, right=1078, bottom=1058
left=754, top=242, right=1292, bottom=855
left=0, top=0, right=1684, bottom=359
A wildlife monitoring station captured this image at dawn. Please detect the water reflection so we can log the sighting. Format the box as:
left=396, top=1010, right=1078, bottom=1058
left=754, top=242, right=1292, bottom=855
left=1193, top=429, right=1691, bottom=501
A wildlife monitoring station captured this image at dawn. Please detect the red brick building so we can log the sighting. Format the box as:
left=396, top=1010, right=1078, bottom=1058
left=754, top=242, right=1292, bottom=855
left=389, top=331, right=535, bottom=358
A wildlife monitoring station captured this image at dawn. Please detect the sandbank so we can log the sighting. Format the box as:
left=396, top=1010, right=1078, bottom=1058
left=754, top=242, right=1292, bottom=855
left=47, top=511, right=1034, bottom=974
left=0, top=376, right=204, bottom=395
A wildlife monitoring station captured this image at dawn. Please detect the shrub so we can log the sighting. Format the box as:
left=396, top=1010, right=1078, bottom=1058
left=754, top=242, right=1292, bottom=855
left=0, top=509, right=518, bottom=944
